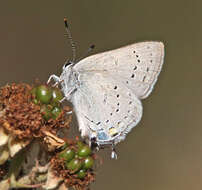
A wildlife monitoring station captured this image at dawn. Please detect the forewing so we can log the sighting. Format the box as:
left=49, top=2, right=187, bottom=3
left=74, top=41, right=164, bottom=99
left=71, top=73, right=142, bottom=144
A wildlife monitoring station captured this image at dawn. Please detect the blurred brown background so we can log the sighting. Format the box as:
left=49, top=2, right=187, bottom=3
left=0, top=1, right=201, bottom=190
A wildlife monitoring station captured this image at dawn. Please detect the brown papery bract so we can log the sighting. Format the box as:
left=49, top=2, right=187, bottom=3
left=0, top=83, right=71, bottom=140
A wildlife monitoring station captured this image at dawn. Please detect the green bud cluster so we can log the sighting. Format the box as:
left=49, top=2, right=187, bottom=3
left=31, top=85, right=63, bottom=120
left=59, top=141, right=94, bottom=179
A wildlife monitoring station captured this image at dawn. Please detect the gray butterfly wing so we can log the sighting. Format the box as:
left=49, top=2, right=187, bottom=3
left=72, top=41, right=164, bottom=144
left=71, top=73, right=142, bottom=145
left=74, top=41, right=164, bottom=99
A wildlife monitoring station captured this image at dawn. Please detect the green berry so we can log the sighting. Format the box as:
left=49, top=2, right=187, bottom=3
left=75, top=154, right=79, bottom=158
left=40, top=105, right=52, bottom=121
left=36, top=85, right=52, bottom=104
left=77, top=141, right=84, bottom=149
left=83, top=156, right=94, bottom=169
left=51, top=106, right=62, bottom=119
left=77, top=169, right=86, bottom=179
left=31, top=87, right=37, bottom=97
left=33, top=98, right=39, bottom=105
left=59, top=148, right=75, bottom=162
left=51, top=88, right=63, bottom=104
left=66, top=158, right=82, bottom=172
left=78, top=145, right=92, bottom=157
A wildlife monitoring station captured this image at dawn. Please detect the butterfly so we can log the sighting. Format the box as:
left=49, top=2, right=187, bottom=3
left=48, top=19, right=165, bottom=158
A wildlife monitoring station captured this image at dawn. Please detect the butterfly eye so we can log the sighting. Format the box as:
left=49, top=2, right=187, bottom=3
left=63, top=61, right=71, bottom=69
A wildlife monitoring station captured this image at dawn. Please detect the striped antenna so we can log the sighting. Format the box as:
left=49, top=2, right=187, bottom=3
left=64, top=18, right=76, bottom=62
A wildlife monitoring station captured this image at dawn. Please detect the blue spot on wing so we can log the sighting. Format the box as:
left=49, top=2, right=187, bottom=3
left=97, top=131, right=108, bottom=140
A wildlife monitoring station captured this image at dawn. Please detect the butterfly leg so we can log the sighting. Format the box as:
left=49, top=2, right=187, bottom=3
left=59, top=97, right=67, bottom=103
left=47, top=74, right=60, bottom=85
left=60, top=87, right=77, bottom=103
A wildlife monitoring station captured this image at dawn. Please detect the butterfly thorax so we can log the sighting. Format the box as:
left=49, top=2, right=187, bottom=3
left=60, top=64, right=79, bottom=101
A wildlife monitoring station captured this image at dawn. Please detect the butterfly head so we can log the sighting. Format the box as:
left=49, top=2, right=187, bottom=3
left=62, top=60, right=74, bottom=70
left=60, top=61, right=78, bottom=100
left=61, top=61, right=74, bottom=81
